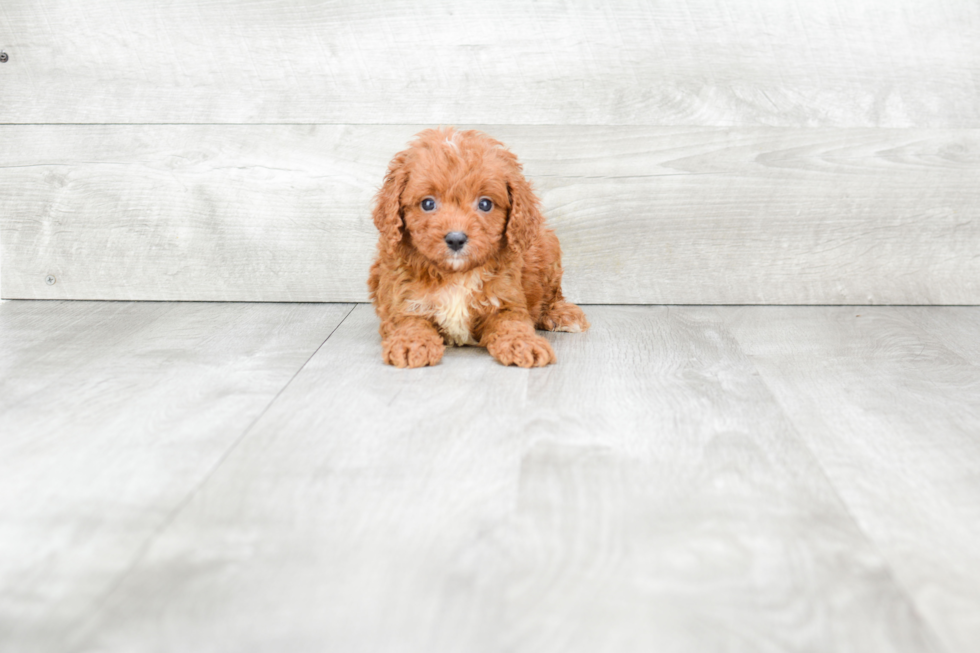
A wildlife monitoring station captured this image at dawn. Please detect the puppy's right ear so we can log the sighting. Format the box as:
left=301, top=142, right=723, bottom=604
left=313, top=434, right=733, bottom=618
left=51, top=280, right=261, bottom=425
left=373, top=150, right=410, bottom=256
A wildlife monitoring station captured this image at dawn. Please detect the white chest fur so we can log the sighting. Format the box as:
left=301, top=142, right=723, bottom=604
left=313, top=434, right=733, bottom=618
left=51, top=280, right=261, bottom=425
left=407, top=271, right=489, bottom=346
left=435, top=283, right=477, bottom=346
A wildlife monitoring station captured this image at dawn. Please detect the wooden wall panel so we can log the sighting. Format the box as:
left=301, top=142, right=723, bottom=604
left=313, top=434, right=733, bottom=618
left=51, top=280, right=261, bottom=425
left=0, top=0, right=977, bottom=126
left=3, top=125, right=978, bottom=304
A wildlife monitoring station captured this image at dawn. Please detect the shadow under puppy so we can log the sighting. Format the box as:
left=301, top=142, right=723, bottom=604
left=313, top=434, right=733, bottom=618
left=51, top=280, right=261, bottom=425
left=369, top=128, right=589, bottom=368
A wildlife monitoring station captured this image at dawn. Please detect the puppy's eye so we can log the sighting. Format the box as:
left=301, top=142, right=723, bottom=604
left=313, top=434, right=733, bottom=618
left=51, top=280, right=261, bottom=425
left=421, top=197, right=437, bottom=212
left=478, top=197, right=493, bottom=212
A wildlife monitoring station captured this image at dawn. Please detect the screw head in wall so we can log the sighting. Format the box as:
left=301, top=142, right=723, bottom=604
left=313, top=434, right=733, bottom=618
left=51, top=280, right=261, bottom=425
left=0, top=51, right=8, bottom=63
left=45, top=275, right=56, bottom=285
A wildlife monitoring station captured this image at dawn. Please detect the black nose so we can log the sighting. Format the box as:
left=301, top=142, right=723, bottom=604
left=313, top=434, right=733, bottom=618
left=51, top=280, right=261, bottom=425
left=444, top=231, right=468, bottom=252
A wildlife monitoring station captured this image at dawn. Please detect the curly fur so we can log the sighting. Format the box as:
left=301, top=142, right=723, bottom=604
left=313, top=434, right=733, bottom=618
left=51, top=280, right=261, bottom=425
left=368, top=127, right=589, bottom=368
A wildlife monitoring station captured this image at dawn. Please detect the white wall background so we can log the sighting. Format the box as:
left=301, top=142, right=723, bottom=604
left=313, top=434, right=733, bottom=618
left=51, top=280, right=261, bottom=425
left=1, top=0, right=978, bottom=303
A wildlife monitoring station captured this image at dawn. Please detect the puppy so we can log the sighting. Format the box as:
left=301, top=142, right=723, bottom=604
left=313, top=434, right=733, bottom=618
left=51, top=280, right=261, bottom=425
left=368, top=128, right=589, bottom=368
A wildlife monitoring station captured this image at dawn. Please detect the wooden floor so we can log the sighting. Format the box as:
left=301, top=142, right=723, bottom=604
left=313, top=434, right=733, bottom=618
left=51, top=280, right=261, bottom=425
left=2, top=301, right=978, bottom=653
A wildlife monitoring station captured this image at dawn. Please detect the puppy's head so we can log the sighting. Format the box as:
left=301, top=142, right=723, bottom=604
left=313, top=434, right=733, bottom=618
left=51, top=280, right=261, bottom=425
left=373, top=127, right=542, bottom=272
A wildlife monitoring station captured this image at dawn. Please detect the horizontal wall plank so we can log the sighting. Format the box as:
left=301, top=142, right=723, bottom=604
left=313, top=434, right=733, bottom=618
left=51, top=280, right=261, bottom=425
left=2, top=124, right=979, bottom=304
left=0, top=0, right=977, bottom=126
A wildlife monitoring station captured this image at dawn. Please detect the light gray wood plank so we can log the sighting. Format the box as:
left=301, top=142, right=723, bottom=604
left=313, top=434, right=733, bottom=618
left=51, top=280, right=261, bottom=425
left=724, top=306, right=980, bottom=653
left=0, top=300, right=353, bottom=653
left=3, top=125, right=979, bottom=304
left=66, top=305, right=943, bottom=653
left=0, top=0, right=977, bottom=126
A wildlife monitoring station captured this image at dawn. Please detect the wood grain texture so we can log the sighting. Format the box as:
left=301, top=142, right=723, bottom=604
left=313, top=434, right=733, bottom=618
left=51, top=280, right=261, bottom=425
left=0, top=0, right=977, bottom=126
left=2, top=124, right=979, bottom=304
left=63, top=305, right=943, bottom=653
left=0, top=300, right=353, bottom=653
left=724, top=306, right=980, bottom=653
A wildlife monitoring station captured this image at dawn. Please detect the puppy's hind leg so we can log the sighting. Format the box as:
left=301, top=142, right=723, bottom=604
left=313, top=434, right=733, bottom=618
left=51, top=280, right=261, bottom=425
left=537, top=300, right=590, bottom=333
left=530, top=230, right=590, bottom=333
left=535, top=270, right=590, bottom=333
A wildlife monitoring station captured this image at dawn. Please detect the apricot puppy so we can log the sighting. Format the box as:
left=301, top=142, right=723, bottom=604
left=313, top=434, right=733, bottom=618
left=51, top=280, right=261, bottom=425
left=368, top=128, right=589, bottom=368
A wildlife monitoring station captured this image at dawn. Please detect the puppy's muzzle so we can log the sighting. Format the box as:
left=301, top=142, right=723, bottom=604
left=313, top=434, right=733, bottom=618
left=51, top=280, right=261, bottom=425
left=444, top=231, right=468, bottom=252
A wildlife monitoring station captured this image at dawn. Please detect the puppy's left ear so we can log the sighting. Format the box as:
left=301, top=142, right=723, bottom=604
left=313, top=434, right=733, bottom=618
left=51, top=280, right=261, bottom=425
left=505, top=165, right=544, bottom=255
left=373, top=150, right=410, bottom=256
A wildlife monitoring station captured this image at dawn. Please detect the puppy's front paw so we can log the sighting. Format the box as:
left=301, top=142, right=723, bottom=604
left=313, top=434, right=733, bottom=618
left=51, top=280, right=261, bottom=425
left=383, top=332, right=445, bottom=368
left=488, top=332, right=556, bottom=368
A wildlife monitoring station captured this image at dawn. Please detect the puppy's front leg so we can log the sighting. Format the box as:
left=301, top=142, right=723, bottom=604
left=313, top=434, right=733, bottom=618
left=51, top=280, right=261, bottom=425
left=381, top=316, right=445, bottom=368
left=480, top=311, right=556, bottom=368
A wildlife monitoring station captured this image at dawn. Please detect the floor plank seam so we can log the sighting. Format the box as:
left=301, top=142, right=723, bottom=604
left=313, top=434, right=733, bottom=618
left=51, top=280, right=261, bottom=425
left=741, top=351, right=954, bottom=653
left=63, top=302, right=358, bottom=648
